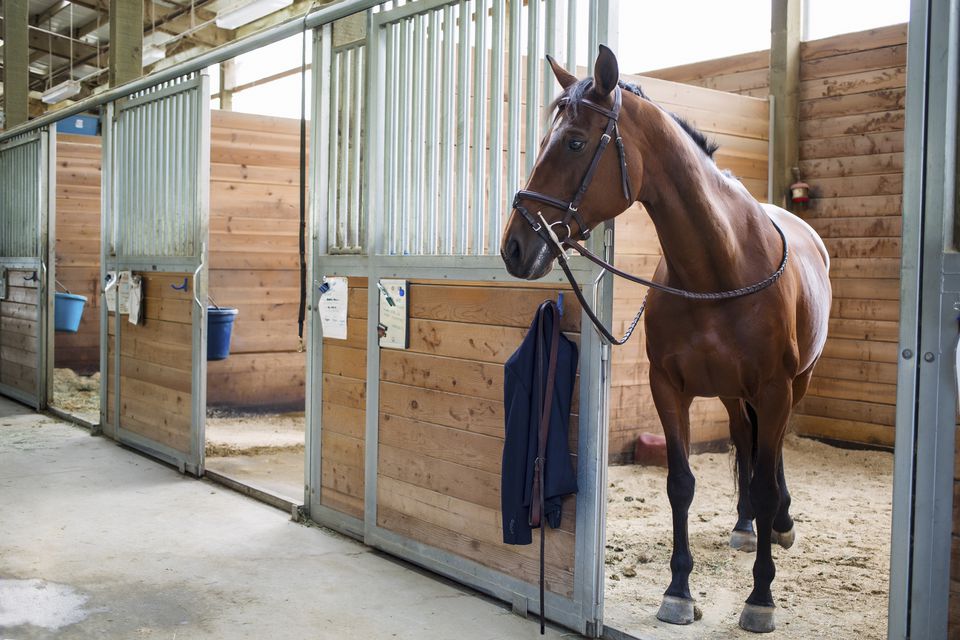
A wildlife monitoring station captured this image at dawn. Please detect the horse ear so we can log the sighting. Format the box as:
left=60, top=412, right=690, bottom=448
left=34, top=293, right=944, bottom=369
left=592, top=44, right=619, bottom=97
left=546, top=54, right=577, bottom=89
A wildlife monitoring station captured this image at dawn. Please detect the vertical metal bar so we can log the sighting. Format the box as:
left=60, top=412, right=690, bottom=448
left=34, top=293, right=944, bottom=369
left=486, top=0, right=504, bottom=256
left=455, top=0, right=470, bottom=255
left=524, top=0, right=541, bottom=175
left=425, top=9, right=440, bottom=255
left=327, top=51, right=341, bottom=251
left=543, top=0, right=558, bottom=135
left=399, top=18, right=411, bottom=255
left=506, top=0, right=521, bottom=202
left=384, top=26, right=397, bottom=254
left=566, top=0, right=576, bottom=72
left=439, top=4, right=455, bottom=254
left=340, top=48, right=353, bottom=250
left=412, top=14, right=425, bottom=254
left=352, top=47, right=364, bottom=251
left=470, top=0, right=487, bottom=255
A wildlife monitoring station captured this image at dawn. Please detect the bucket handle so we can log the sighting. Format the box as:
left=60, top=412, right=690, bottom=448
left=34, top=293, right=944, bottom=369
left=55, top=279, right=72, bottom=295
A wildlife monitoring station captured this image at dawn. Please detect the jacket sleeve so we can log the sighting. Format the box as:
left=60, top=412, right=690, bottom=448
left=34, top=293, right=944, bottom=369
left=501, top=365, right=533, bottom=545
left=543, top=336, right=580, bottom=530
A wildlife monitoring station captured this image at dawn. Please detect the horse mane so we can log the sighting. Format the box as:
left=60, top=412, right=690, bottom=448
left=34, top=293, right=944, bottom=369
left=550, top=78, right=720, bottom=161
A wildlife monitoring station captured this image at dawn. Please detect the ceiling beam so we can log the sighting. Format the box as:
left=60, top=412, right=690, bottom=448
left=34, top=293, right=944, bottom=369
left=31, top=0, right=72, bottom=27
left=20, top=24, right=99, bottom=59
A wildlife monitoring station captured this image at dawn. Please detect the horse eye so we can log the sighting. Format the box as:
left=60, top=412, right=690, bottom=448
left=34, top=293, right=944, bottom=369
left=568, top=139, right=585, bottom=152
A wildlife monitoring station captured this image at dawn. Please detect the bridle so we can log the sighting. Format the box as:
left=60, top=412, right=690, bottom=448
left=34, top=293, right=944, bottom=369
left=511, top=84, right=790, bottom=346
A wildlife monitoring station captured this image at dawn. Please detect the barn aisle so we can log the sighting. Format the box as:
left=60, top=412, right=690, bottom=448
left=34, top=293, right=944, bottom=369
left=0, top=398, right=573, bottom=639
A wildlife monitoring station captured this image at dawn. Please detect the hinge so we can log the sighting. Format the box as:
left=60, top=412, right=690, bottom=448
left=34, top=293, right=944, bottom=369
left=604, top=228, right=614, bottom=262
left=601, top=344, right=610, bottom=362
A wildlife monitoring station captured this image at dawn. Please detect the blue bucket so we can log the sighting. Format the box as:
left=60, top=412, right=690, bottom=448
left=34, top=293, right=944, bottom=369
left=55, top=292, right=87, bottom=332
left=207, top=307, right=239, bottom=361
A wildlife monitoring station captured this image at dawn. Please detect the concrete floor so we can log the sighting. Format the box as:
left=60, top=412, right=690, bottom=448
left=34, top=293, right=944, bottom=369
left=0, top=397, right=577, bottom=639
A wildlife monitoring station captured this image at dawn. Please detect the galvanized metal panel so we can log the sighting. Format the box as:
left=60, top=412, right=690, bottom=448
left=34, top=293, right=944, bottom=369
left=0, top=134, right=42, bottom=260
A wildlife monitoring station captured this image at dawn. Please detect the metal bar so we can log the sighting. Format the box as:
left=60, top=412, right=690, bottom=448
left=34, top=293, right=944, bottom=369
left=455, top=0, right=470, bottom=254
left=470, top=0, right=487, bottom=254
left=339, top=47, right=353, bottom=250
left=505, top=0, right=521, bottom=202
left=524, top=0, right=541, bottom=175
left=398, top=17, right=411, bottom=255
left=425, top=8, right=440, bottom=254
left=412, top=14, right=425, bottom=254
left=486, top=0, right=504, bottom=256
left=543, top=0, right=558, bottom=135
left=565, top=0, right=576, bottom=71
left=384, top=24, right=397, bottom=254
left=327, top=51, right=341, bottom=251
left=351, top=46, right=364, bottom=251
left=439, top=4, right=455, bottom=254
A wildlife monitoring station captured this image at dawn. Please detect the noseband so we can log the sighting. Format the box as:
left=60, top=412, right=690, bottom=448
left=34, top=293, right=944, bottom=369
left=511, top=85, right=789, bottom=346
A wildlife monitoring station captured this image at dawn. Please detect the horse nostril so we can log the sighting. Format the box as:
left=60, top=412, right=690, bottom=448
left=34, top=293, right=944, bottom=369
left=506, top=237, right=522, bottom=263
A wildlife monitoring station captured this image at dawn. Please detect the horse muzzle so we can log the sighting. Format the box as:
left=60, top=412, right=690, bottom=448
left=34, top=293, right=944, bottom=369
left=501, top=214, right=556, bottom=280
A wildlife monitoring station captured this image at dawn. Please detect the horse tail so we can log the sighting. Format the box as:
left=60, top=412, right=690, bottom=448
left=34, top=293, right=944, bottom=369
left=732, top=400, right=760, bottom=495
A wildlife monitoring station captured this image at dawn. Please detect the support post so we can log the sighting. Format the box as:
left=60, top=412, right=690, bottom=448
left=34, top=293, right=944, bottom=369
left=109, top=0, right=143, bottom=87
left=769, top=0, right=801, bottom=208
left=2, top=0, right=30, bottom=127
left=219, top=60, right=236, bottom=111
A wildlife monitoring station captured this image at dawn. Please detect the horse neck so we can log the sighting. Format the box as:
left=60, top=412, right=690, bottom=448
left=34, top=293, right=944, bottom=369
left=625, top=101, right=760, bottom=292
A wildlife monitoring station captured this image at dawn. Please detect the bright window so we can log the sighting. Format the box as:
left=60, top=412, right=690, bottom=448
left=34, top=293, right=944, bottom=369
left=803, top=0, right=909, bottom=41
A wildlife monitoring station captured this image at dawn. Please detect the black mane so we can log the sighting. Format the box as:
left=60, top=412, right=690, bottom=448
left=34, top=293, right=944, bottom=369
left=552, top=78, right=720, bottom=160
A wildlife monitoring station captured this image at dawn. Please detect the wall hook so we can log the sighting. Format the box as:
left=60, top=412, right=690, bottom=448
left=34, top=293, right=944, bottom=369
left=171, top=277, right=188, bottom=291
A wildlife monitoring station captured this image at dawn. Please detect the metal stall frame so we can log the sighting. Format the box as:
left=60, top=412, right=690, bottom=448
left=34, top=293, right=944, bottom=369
left=305, top=1, right=618, bottom=635
left=890, top=0, right=960, bottom=638
left=99, top=74, right=211, bottom=476
left=0, top=129, right=55, bottom=410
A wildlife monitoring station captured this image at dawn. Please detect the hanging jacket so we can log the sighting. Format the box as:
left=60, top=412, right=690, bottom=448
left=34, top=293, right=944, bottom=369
left=501, top=301, right=579, bottom=545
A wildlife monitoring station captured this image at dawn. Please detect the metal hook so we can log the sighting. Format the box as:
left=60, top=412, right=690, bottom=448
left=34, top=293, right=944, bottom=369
left=24, top=271, right=39, bottom=282
left=171, top=277, right=188, bottom=292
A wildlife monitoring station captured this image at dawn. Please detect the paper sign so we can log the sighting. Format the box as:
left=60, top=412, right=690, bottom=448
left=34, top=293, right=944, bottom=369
left=378, top=279, right=408, bottom=350
left=104, top=271, right=132, bottom=314
left=319, top=276, right=349, bottom=340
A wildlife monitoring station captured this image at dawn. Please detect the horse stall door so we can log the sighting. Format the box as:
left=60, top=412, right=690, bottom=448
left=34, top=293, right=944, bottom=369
left=0, top=131, right=53, bottom=409
left=101, top=73, right=210, bottom=475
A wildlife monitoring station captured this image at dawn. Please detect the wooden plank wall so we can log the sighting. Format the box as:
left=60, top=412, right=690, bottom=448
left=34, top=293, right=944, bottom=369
left=320, top=278, right=368, bottom=520
left=54, top=134, right=102, bottom=374
left=376, top=281, right=580, bottom=596
left=791, top=24, right=906, bottom=447
left=640, top=49, right=771, bottom=98
left=110, top=272, right=194, bottom=453
left=0, top=269, right=40, bottom=398
left=206, top=109, right=306, bottom=411
left=607, top=77, right=770, bottom=462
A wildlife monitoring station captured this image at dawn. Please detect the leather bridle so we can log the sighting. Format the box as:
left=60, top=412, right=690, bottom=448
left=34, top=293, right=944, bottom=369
left=511, top=84, right=790, bottom=346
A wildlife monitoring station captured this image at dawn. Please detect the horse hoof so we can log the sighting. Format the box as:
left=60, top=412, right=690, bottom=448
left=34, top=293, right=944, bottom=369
left=771, top=526, right=796, bottom=550
left=656, top=595, right=696, bottom=625
left=730, top=529, right=757, bottom=553
left=739, top=603, right=776, bottom=633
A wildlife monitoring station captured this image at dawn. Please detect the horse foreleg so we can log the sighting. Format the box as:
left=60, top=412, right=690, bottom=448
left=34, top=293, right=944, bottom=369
left=650, top=368, right=697, bottom=625
left=770, top=453, right=795, bottom=549
left=722, top=398, right=756, bottom=552
left=739, top=383, right=793, bottom=634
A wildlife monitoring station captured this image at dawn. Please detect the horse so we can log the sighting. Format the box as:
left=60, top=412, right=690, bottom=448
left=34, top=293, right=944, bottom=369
left=500, top=46, right=831, bottom=633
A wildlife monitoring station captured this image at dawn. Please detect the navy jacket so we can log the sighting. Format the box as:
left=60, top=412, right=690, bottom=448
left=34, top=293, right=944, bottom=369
left=501, top=303, right=579, bottom=545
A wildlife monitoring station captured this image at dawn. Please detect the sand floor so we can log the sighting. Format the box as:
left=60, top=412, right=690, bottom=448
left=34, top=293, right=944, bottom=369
left=604, top=434, right=893, bottom=639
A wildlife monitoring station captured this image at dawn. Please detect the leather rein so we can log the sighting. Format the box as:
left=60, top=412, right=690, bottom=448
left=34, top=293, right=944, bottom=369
left=512, top=84, right=790, bottom=346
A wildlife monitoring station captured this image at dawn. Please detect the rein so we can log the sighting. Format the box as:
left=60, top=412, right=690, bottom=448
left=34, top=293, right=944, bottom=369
left=512, top=85, right=790, bottom=346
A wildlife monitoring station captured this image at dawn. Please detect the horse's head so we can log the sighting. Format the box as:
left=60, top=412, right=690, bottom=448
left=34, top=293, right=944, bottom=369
left=501, top=45, right=637, bottom=280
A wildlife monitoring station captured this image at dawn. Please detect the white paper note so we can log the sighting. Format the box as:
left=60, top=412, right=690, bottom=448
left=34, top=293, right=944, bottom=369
left=319, top=276, right=349, bottom=340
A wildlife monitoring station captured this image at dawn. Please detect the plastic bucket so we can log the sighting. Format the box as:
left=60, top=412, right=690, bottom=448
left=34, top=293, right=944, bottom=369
left=207, top=307, right=239, bottom=361
left=55, top=292, right=87, bottom=333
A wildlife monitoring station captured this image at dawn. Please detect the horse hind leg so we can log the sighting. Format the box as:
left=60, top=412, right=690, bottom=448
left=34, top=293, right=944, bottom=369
left=650, top=369, right=697, bottom=625
left=770, top=453, right=796, bottom=550
left=723, top=398, right=757, bottom=553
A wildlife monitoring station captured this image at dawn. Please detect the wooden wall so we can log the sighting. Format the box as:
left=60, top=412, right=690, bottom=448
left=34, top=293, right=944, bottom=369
left=607, top=76, right=770, bottom=462
left=790, top=24, right=906, bottom=447
left=206, top=110, right=305, bottom=411
left=0, top=269, right=40, bottom=399
left=54, top=134, right=102, bottom=374
left=375, top=281, right=580, bottom=596
left=108, top=273, right=194, bottom=454
left=320, top=278, right=368, bottom=520
left=641, top=49, right=770, bottom=98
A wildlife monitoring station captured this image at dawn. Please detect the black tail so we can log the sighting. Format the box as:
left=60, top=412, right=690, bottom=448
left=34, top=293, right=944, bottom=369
left=732, top=400, right=760, bottom=494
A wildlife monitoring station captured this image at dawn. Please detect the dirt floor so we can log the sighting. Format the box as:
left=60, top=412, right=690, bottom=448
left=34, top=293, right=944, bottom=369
left=52, top=368, right=100, bottom=424
left=205, top=410, right=305, bottom=502
left=604, top=434, right=893, bottom=639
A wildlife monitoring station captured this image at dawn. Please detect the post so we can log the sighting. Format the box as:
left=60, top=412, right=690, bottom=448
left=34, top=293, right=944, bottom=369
left=2, top=0, right=30, bottom=127
left=109, top=0, right=143, bottom=87
left=219, top=60, right=236, bottom=111
left=769, top=0, right=801, bottom=208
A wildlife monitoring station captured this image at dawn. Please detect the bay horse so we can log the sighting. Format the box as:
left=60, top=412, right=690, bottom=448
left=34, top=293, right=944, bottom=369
left=500, top=46, right=831, bottom=633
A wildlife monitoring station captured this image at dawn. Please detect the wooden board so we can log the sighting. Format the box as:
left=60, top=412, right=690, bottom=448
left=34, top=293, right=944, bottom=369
left=0, top=272, right=40, bottom=397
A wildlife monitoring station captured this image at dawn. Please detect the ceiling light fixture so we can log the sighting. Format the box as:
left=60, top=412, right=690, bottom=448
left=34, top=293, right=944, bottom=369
left=41, top=79, right=81, bottom=104
left=215, top=0, right=293, bottom=29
